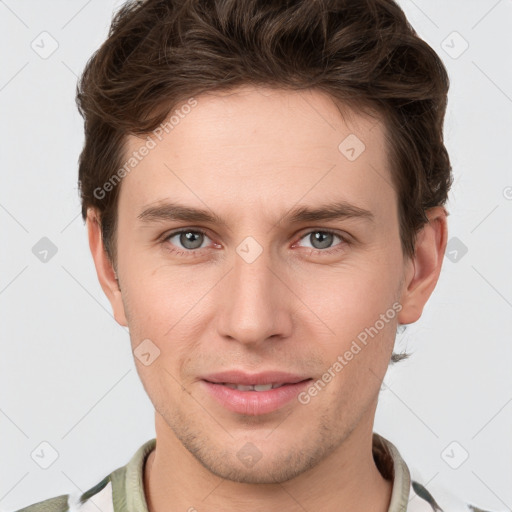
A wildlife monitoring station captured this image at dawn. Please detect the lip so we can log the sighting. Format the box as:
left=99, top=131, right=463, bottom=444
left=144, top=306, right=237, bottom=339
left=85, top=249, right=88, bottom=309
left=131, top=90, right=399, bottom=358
left=201, top=370, right=310, bottom=386
left=200, top=373, right=313, bottom=415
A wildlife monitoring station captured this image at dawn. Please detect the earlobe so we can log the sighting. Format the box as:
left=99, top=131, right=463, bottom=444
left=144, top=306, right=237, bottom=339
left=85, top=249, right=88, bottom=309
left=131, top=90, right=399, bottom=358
left=86, top=208, right=128, bottom=327
left=397, top=206, right=448, bottom=325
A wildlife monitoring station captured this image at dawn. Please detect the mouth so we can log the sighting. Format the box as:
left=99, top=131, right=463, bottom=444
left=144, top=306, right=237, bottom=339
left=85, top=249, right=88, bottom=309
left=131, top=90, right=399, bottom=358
left=200, top=378, right=314, bottom=415
left=204, top=380, right=310, bottom=391
left=201, top=370, right=311, bottom=386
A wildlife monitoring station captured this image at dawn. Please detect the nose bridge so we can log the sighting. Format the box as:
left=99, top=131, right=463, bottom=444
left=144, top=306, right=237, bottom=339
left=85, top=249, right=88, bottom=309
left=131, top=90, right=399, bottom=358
left=217, top=240, right=290, bottom=343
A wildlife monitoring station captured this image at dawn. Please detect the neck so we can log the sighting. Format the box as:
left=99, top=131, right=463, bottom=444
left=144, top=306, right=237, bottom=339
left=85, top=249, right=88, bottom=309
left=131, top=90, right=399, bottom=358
left=144, top=414, right=392, bottom=512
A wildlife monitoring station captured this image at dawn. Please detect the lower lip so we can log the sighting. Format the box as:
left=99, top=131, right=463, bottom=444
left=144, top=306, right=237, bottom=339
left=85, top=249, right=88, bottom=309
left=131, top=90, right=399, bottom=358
left=201, top=379, right=313, bottom=415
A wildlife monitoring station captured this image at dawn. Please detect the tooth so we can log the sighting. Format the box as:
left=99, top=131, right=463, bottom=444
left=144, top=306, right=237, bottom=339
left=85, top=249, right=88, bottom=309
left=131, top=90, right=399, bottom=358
left=221, top=383, right=284, bottom=391
left=236, top=384, right=254, bottom=391
left=253, top=384, right=273, bottom=391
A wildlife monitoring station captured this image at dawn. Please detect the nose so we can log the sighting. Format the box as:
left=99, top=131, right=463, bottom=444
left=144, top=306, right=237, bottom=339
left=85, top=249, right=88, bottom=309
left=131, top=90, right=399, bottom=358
left=216, top=245, right=293, bottom=346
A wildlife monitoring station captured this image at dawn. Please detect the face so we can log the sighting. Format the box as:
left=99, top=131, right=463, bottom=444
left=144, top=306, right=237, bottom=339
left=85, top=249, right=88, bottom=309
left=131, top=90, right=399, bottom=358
left=95, top=86, right=419, bottom=484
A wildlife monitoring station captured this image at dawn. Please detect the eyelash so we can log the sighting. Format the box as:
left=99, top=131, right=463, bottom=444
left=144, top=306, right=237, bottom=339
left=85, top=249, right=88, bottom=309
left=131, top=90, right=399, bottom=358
left=161, top=228, right=350, bottom=258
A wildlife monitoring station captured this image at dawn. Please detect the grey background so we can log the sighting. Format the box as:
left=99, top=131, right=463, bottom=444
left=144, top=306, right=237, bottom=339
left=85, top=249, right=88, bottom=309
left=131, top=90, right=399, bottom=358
left=1, top=0, right=511, bottom=510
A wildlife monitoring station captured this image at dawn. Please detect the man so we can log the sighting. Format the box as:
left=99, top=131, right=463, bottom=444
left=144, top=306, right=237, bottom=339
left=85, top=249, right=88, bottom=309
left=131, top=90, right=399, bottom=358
left=16, top=0, right=495, bottom=511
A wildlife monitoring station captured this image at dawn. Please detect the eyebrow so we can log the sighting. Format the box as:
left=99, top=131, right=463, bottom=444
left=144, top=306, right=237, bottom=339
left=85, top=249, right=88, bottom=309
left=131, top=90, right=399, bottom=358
left=137, top=200, right=375, bottom=226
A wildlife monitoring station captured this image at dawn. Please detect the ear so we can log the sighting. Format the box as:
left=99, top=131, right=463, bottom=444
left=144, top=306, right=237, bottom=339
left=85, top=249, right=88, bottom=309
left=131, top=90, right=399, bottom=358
left=86, top=208, right=128, bottom=327
left=397, top=206, right=448, bottom=325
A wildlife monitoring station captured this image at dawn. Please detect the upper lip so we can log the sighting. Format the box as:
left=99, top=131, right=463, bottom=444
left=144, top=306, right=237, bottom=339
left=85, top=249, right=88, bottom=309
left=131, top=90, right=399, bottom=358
left=202, top=371, right=311, bottom=386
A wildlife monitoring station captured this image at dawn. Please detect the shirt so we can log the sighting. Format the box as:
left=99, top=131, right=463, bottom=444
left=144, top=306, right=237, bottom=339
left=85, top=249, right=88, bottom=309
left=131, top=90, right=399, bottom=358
left=13, top=433, right=495, bottom=512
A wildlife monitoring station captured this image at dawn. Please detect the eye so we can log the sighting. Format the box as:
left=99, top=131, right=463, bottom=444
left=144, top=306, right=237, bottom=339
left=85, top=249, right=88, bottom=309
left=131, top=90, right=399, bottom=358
left=295, top=229, right=348, bottom=254
left=163, top=229, right=213, bottom=254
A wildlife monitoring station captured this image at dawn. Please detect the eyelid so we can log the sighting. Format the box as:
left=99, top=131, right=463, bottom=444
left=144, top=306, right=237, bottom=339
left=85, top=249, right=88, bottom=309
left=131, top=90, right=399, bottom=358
left=293, top=228, right=350, bottom=250
left=295, top=227, right=349, bottom=240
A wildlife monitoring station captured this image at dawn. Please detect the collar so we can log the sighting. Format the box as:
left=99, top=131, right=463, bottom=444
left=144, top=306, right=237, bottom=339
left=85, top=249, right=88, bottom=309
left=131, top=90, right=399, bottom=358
left=372, top=432, right=412, bottom=511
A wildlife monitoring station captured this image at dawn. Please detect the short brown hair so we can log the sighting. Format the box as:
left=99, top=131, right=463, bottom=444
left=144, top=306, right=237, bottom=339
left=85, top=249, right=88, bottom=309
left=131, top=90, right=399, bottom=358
left=76, top=0, right=453, bottom=362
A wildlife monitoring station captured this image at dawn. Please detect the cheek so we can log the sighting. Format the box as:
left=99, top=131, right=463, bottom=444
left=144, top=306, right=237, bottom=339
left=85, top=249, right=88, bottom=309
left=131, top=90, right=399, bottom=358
left=301, top=260, right=401, bottom=394
left=121, top=263, right=217, bottom=352
left=304, top=262, right=400, bottom=339
left=122, top=271, right=199, bottom=397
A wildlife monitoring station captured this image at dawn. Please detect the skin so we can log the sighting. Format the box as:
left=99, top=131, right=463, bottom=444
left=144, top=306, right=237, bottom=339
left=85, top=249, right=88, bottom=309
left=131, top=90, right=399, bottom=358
left=87, top=86, right=447, bottom=512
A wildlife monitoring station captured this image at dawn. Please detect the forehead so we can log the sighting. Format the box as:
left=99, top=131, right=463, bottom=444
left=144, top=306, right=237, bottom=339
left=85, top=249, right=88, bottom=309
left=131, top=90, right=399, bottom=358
left=119, top=86, right=395, bottom=224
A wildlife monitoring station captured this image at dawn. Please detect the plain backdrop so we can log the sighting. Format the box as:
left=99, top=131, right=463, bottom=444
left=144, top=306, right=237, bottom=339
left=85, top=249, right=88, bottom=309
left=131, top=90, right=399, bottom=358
left=1, top=0, right=511, bottom=510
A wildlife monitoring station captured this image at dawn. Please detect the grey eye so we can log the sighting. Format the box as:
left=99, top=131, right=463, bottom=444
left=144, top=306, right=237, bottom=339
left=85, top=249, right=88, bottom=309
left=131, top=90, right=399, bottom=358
left=300, top=231, right=341, bottom=250
left=169, top=230, right=207, bottom=250
left=311, top=231, right=334, bottom=249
